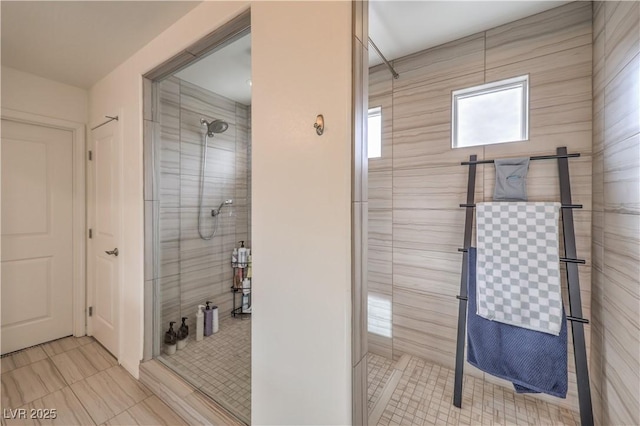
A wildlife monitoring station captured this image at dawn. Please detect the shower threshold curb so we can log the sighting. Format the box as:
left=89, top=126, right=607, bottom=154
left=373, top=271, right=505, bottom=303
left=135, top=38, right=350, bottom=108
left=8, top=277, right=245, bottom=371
left=140, top=359, right=246, bottom=425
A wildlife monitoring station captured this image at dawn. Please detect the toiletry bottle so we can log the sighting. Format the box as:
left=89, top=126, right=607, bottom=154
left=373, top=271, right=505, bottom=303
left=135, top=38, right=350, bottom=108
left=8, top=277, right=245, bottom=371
left=242, top=293, right=249, bottom=313
left=177, top=317, right=188, bottom=350
left=242, top=292, right=252, bottom=313
left=164, top=321, right=177, bottom=355
left=196, top=305, right=205, bottom=341
left=243, top=277, right=251, bottom=291
left=232, top=247, right=238, bottom=266
left=238, top=241, right=247, bottom=266
left=212, top=305, right=219, bottom=334
left=246, top=254, right=252, bottom=279
left=204, top=301, right=213, bottom=336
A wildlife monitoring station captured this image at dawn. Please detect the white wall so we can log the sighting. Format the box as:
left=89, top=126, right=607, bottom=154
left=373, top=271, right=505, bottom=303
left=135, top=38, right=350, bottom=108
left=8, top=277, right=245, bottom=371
left=89, top=4, right=354, bottom=424
left=1, top=66, right=88, bottom=124
left=88, top=1, right=250, bottom=377
left=251, top=2, right=353, bottom=425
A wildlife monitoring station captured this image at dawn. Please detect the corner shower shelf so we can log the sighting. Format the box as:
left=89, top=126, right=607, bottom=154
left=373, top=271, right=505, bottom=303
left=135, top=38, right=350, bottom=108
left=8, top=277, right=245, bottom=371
left=231, top=261, right=251, bottom=317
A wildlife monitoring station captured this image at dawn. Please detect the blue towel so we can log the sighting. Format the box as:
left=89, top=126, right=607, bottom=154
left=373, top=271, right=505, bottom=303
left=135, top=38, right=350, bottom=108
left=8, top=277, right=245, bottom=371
left=467, top=247, right=568, bottom=398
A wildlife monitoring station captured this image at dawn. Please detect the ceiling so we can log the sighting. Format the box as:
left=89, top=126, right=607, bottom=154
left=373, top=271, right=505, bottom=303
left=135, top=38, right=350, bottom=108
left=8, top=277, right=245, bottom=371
left=175, top=33, right=252, bottom=105
left=1, top=1, right=571, bottom=96
left=1, top=1, right=201, bottom=88
left=368, top=1, right=570, bottom=67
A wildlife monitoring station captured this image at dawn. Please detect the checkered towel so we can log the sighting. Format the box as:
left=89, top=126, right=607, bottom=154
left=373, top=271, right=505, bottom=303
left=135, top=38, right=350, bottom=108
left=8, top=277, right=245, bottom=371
left=476, top=202, right=563, bottom=336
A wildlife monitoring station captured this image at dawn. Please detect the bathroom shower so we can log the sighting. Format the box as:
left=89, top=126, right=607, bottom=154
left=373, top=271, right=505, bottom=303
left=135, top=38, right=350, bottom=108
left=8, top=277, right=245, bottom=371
left=198, top=118, right=231, bottom=240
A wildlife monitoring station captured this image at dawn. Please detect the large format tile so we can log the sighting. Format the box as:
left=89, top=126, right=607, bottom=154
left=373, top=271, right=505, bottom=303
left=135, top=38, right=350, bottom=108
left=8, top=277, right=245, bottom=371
left=393, top=208, right=465, bottom=254
left=4, top=387, right=95, bottom=426
left=604, top=1, right=640, bottom=86
left=485, top=44, right=592, bottom=111
left=393, top=164, right=484, bottom=210
left=70, top=366, right=151, bottom=425
left=40, top=336, right=93, bottom=358
left=50, top=342, right=117, bottom=385
left=485, top=2, right=591, bottom=69
left=603, top=134, right=640, bottom=214
left=1, top=359, right=66, bottom=408
left=103, top=396, right=187, bottom=426
left=604, top=56, right=640, bottom=147
left=1, top=346, right=48, bottom=373
left=393, top=33, right=485, bottom=91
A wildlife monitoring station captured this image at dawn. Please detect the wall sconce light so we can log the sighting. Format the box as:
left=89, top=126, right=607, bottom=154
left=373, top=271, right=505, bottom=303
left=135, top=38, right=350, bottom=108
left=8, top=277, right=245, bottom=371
left=314, top=114, right=324, bottom=136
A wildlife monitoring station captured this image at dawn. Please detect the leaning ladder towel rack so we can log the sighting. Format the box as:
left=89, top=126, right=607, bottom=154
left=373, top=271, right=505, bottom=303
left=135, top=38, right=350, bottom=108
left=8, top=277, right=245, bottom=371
left=452, top=147, right=593, bottom=426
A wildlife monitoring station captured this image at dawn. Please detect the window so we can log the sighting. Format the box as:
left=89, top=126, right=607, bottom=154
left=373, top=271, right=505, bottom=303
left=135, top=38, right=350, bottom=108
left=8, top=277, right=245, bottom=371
left=452, top=75, right=529, bottom=148
left=368, top=107, right=382, bottom=158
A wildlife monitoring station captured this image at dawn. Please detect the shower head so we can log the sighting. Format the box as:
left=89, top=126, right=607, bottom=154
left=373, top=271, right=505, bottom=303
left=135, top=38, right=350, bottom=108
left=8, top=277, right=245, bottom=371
left=212, top=199, right=233, bottom=217
left=200, top=118, right=229, bottom=137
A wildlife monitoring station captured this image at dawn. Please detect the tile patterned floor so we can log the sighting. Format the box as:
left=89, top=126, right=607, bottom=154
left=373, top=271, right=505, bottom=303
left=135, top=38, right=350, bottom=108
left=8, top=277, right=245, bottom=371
left=158, top=315, right=251, bottom=424
left=368, top=353, right=396, bottom=410
left=367, top=353, right=581, bottom=426
left=1, top=336, right=186, bottom=425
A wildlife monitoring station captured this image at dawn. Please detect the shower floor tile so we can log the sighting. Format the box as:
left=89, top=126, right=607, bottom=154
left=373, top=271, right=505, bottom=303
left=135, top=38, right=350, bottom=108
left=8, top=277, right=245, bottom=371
left=367, top=353, right=580, bottom=426
left=158, top=315, right=251, bottom=424
left=368, top=353, right=396, bottom=410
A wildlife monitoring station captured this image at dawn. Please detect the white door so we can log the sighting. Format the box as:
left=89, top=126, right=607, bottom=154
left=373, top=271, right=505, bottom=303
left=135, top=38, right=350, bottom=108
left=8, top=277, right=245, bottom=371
left=1, top=119, right=74, bottom=354
left=87, top=122, right=120, bottom=357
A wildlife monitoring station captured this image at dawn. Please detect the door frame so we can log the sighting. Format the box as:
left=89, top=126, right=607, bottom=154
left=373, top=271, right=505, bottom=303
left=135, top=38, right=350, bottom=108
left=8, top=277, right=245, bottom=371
left=85, top=109, right=123, bottom=361
left=1, top=107, right=87, bottom=338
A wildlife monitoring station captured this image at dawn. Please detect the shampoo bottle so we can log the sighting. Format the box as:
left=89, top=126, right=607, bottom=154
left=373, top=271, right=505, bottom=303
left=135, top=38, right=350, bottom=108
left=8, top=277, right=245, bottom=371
left=204, top=301, right=213, bottom=336
left=232, top=247, right=238, bottom=266
left=212, top=305, right=219, bottom=334
left=177, top=317, right=188, bottom=350
left=164, top=321, right=177, bottom=355
left=238, top=241, right=247, bottom=266
left=196, top=305, right=205, bottom=341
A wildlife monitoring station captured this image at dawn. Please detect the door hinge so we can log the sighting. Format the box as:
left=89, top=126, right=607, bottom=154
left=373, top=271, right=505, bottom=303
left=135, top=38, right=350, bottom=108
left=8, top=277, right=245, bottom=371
left=88, top=229, right=92, bottom=239
left=88, top=306, right=93, bottom=317
left=88, top=150, right=93, bottom=161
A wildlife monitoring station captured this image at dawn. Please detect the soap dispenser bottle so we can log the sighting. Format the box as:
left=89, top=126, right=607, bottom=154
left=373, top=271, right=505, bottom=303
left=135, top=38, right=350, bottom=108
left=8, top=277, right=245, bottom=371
left=238, top=241, right=247, bottom=266
left=204, top=301, right=213, bottom=336
left=196, top=305, right=205, bottom=341
left=177, top=317, right=189, bottom=350
left=164, top=321, right=177, bottom=355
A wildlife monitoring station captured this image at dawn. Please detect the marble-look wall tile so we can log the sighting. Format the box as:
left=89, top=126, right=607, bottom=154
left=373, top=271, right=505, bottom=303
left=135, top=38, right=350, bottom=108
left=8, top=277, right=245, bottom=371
left=367, top=0, right=595, bottom=414
left=367, top=169, right=391, bottom=210
left=369, top=65, right=392, bottom=99
left=393, top=164, right=484, bottom=210
left=485, top=2, right=592, bottom=69
left=158, top=208, right=180, bottom=279
left=603, top=133, right=640, bottom=214
left=393, top=209, right=465, bottom=254
left=603, top=1, right=640, bottom=87
left=591, top=5, right=639, bottom=425
left=604, top=56, right=640, bottom=148
left=393, top=33, right=485, bottom=91
left=156, top=76, right=251, bottom=336
left=179, top=80, right=237, bottom=126
left=367, top=244, right=391, bottom=296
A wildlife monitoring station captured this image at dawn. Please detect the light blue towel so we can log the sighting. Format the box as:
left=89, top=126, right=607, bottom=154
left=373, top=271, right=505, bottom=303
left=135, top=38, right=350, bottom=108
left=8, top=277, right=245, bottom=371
left=467, top=247, right=568, bottom=398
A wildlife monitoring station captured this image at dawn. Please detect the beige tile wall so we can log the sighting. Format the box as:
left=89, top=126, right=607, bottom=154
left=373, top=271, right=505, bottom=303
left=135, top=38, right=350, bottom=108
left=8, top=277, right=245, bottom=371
left=590, top=2, right=640, bottom=425
left=155, top=77, right=251, bottom=339
left=367, top=1, right=593, bottom=412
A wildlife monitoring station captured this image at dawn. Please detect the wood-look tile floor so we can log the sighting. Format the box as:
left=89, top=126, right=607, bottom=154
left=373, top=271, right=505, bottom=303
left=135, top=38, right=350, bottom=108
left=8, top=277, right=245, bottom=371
left=158, top=315, right=250, bottom=424
left=1, top=337, right=187, bottom=426
left=367, top=353, right=581, bottom=426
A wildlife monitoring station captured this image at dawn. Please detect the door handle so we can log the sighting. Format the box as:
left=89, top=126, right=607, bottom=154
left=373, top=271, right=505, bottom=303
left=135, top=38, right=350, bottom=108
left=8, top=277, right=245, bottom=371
left=105, top=248, right=119, bottom=257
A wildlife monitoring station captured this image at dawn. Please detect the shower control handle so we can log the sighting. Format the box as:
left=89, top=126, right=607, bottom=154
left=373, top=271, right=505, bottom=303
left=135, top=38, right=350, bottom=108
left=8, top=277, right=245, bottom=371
left=105, top=248, right=119, bottom=257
